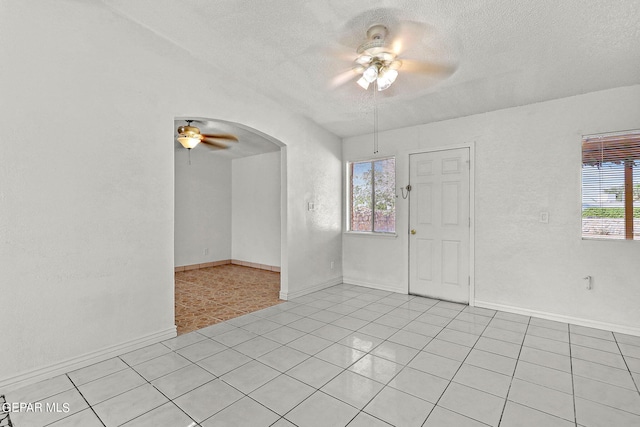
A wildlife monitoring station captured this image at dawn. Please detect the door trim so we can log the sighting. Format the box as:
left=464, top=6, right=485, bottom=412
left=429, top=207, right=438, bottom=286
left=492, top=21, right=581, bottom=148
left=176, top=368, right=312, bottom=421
left=402, top=142, right=476, bottom=306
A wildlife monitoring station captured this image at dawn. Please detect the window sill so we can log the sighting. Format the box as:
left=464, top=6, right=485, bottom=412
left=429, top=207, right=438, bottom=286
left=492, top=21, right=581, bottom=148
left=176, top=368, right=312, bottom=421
left=344, top=231, right=398, bottom=238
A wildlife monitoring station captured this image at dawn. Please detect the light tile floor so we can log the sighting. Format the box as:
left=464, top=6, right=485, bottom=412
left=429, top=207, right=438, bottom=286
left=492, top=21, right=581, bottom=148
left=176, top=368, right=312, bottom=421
left=4, top=284, right=640, bottom=426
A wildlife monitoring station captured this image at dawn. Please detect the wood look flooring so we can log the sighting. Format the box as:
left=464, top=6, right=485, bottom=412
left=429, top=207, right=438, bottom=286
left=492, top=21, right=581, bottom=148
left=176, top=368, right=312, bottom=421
left=175, top=264, right=282, bottom=335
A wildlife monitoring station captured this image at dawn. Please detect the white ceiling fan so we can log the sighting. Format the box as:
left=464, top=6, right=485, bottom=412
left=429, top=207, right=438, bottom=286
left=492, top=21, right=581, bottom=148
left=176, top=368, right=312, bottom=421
left=330, top=9, right=457, bottom=93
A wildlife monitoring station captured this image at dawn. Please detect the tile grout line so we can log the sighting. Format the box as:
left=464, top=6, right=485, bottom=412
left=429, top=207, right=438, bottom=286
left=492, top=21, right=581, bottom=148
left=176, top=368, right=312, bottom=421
left=64, top=374, right=107, bottom=427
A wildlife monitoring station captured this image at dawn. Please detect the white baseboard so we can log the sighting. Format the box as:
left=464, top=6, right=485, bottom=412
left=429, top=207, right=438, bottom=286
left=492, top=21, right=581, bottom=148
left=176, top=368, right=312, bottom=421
left=0, top=326, right=177, bottom=392
left=475, top=300, right=640, bottom=337
left=342, top=277, right=407, bottom=294
left=280, top=277, right=343, bottom=300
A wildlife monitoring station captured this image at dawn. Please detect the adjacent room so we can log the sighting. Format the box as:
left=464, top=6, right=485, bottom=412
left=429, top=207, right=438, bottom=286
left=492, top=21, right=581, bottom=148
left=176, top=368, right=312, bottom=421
left=1, top=1, right=639, bottom=426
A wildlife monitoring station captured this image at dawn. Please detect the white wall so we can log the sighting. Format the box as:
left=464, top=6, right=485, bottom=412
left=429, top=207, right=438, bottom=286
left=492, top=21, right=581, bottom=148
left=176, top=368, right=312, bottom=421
left=0, top=1, right=342, bottom=389
left=343, top=85, right=640, bottom=334
left=175, top=150, right=232, bottom=266
left=232, top=152, right=281, bottom=267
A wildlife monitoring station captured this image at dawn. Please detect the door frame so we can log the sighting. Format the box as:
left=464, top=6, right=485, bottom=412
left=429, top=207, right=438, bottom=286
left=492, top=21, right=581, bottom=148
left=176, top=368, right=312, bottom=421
left=402, top=142, right=476, bottom=306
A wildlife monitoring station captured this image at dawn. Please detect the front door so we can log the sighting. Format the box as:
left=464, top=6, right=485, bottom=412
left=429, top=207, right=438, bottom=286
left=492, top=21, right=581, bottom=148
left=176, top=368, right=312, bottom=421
left=409, top=148, right=470, bottom=302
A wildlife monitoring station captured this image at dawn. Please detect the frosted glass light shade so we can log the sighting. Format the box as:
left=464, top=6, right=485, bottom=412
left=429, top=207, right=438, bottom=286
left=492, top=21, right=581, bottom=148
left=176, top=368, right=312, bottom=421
left=177, top=136, right=200, bottom=149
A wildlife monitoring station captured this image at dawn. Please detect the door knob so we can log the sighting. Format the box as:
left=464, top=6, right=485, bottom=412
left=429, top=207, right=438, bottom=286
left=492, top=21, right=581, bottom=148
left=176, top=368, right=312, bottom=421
left=410, top=229, right=416, bottom=235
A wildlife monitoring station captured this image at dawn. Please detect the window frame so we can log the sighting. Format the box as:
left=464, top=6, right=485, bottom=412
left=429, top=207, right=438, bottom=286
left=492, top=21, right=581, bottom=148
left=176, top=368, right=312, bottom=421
left=581, top=130, right=640, bottom=241
left=346, top=156, right=397, bottom=235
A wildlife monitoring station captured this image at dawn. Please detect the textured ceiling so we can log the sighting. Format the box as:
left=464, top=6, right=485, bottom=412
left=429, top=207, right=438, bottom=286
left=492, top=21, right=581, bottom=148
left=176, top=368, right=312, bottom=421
left=106, top=0, right=640, bottom=138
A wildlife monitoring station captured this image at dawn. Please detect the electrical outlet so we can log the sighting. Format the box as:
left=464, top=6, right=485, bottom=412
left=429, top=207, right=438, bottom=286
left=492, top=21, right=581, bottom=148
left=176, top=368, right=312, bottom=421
left=203, top=248, right=209, bottom=255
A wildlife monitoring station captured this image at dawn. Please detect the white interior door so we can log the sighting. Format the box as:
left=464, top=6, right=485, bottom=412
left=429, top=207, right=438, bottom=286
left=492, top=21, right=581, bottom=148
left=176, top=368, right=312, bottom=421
left=409, top=148, right=470, bottom=302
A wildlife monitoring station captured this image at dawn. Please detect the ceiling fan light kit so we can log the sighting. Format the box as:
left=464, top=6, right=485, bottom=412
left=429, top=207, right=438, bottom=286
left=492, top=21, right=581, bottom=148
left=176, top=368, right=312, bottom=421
left=354, top=24, right=402, bottom=92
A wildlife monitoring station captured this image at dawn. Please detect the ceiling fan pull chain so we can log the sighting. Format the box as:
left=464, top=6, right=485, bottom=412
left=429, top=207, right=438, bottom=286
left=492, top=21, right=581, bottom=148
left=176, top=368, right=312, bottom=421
left=373, top=80, right=379, bottom=154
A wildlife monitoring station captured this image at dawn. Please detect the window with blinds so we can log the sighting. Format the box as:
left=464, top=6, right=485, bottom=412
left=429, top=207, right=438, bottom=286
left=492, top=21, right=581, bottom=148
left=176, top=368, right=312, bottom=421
left=582, top=131, right=640, bottom=240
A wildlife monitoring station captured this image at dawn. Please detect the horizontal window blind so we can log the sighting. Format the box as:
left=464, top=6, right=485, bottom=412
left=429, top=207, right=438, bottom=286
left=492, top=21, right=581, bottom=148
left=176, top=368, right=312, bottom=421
left=582, top=131, right=640, bottom=240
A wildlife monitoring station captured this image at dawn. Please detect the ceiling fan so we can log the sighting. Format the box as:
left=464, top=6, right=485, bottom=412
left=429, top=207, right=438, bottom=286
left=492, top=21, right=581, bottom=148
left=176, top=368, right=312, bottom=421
left=176, top=120, right=239, bottom=150
left=331, top=13, right=457, bottom=92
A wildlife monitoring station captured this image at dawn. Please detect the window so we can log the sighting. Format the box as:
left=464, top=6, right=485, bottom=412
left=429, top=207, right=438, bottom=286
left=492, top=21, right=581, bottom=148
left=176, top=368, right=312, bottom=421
left=581, top=131, right=640, bottom=240
left=348, top=157, right=396, bottom=233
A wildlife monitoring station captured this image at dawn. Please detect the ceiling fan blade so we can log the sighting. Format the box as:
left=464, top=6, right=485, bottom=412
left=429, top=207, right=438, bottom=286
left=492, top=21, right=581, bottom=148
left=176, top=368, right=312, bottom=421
left=200, top=133, right=238, bottom=142
left=329, top=68, right=360, bottom=89
left=201, top=138, right=229, bottom=149
left=399, top=59, right=457, bottom=77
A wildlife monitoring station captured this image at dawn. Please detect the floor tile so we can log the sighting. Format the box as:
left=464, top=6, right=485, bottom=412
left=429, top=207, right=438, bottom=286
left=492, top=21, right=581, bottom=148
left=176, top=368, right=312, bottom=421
left=348, top=354, right=403, bottom=384
left=438, top=382, right=505, bottom=426
left=525, top=325, right=569, bottom=342
left=465, top=349, right=517, bottom=376
left=92, top=384, right=168, bottom=427
left=518, top=346, right=571, bottom=372
left=8, top=374, right=74, bottom=403
left=619, top=342, right=640, bottom=359
left=364, top=386, right=434, bottom=427
left=493, top=312, right=529, bottom=324
left=201, top=396, right=279, bottom=427
left=524, top=334, right=570, bottom=356
left=262, top=325, right=307, bottom=344
left=514, top=360, right=573, bottom=393
left=507, top=378, right=574, bottom=421
left=121, top=402, right=195, bottom=427
left=358, top=323, right=400, bottom=340
left=572, top=358, right=637, bottom=390
left=211, top=328, right=258, bottom=347
left=339, top=332, right=384, bottom=352
left=120, top=343, right=172, bottom=366
left=132, top=352, right=192, bottom=381
left=241, top=319, right=283, bottom=334
left=286, top=357, right=343, bottom=388
left=331, top=316, right=370, bottom=331
left=311, top=324, right=353, bottom=342
left=196, top=348, right=251, bottom=376
left=575, top=396, right=640, bottom=427
left=173, top=379, right=243, bottom=423
left=482, top=326, right=525, bottom=345
left=9, top=388, right=89, bottom=427
left=316, top=343, right=366, bottom=368
left=528, top=317, right=568, bottom=332
left=453, top=364, right=511, bottom=397
left=570, top=324, right=614, bottom=341
left=402, top=320, right=444, bottom=337
left=422, top=405, right=490, bottom=427
left=375, top=314, right=412, bottom=329
left=572, top=334, right=621, bottom=353
left=571, top=343, right=627, bottom=369
left=473, top=336, right=521, bottom=359
left=350, top=308, right=384, bottom=322
left=161, top=331, right=207, bottom=350
left=407, top=351, right=462, bottom=380
left=198, top=322, right=237, bottom=338
left=285, top=391, right=359, bottom=427
left=258, top=345, right=310, bottom=372
left=573, top=375, right=640, bottom=415
left=488, top=318, right=528, bottom=334
left=387, top=329, right=433, bottom=349
left=48, top=408, right=104, bottom=427
left=455, top=312, right=492, bottom=325
left=233, top=336, right=281, bottom=359
left=220, top=360, right=280, bottom=394
left=67, top=357, right=129, bottom=386
left=423, top=338, right=472, bottom=361
left=250, top=374, right=315, bottom=415
left=388, top=366, right=449, bottom=403
left=287, top=317, right=326, bottom=333
left=615, top=332, right=640, bottom=347
left=446, top=319, right=488, bottom=335
left=78, top=367, right=146, bottom=405
left=287, top=334, right=334, bottom=355
left=151, top=364, right=215, bottom=399
left=321, top=370, right=384, bottom=409
left=371, top=341, right=419, bottom=365
left=176, top=338, right=227, bottom=362
left=346, top=411, right=393, bottom=426
left=500, top=401, right=574, bottom=427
